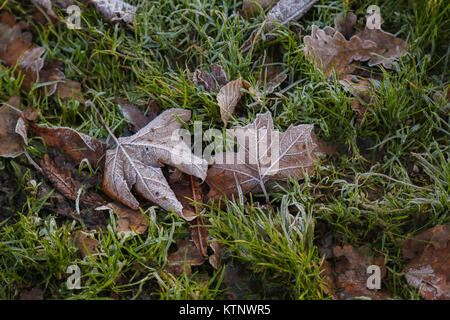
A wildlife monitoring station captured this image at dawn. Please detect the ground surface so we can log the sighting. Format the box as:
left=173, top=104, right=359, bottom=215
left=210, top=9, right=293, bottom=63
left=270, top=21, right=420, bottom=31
left=0, top=0, right=448, bottom=299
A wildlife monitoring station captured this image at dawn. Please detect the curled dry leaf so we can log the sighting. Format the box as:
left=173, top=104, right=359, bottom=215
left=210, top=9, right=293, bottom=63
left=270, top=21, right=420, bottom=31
left=96, top=202, right=148, bottom=238
left=217, top=78, right=251, bottom=127
left=102, top=108, right=208, bottom=219
left=334, top=11, right=357, bottom=40
left=165, top=238, right=206, bottom=275
left=40, top=154, right=105, bottom=206
left=0, top=96, right=28, bottom=158
left=193, top=64, right=229, bottom=92
left=323, top=245, right=391, bottom=300
left=241, top=0, right=318, bottom=53
left=31, top=124, right=106, bottom=168
left=206, top=112, right=330, bottom=203
left=89, top=0, right=136, bottom=25
left=402, top=225, right=450, bottom=300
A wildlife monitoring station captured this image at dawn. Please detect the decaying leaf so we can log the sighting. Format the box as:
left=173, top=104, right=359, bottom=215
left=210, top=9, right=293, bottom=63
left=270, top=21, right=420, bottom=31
left=96, top=202, right=148, bottom=238
left=206, top=112, right=329, bottom=203
left=89, top=0, right=136, bottom=25
left=117, top=99, right=161, bottom=132
left=31, top=124, right=106, bottom=168
left=102, top=108, right=208, bottom=219
left=303, top=25, right=383, bottom=76
left=0, top=96, right=28, bottom=158
left=40, top=154, right=105, bottom=206
left=217, top=78, right=251, bottom=127
left=241, top=0, right=318, bottom=53
left=165, top=238, right=206, bottom=275
left=323, top=245, right=391, bottom=299
left=0, top=11, right=82, bottom=98
left=402, top=225, right=450, bottom=300
left=304, top=11, right=407, bottom=75
left=193, top=65, right=229, bottom=92
left=74, top=231, right=99, bottom=258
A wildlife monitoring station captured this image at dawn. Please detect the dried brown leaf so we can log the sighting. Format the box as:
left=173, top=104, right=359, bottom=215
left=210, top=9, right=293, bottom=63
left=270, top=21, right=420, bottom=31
left=102, top=109, right=208, bottom=218
left=303, top=25, right=383, bottom=76
left=217, top=78, right=251, bottom=127
left=165, top=238, right=206, bottom=275
left=325, top=245, right=391, bottom=300
left=402, top=225, right=450, bottom=300
left=96, top=202, right=148, bottom=238
left=31, top=124, right=106, bottom=168
left=193, top=64, right=229, bottom=92
left=334, top=11, right=357, bottom=39
left=74, top=231, right=99, bottom=258
left=0, top=97, right=28, bottom=158
left=209, top=240, right=224, bottom=270
left=206, top=112, right=330, bottom=202
left=40, top=154, right=105, bottom=206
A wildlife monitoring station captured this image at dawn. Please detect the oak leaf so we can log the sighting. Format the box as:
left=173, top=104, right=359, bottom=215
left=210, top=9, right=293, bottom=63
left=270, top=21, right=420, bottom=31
left=102, top=108, right=208, bottom=219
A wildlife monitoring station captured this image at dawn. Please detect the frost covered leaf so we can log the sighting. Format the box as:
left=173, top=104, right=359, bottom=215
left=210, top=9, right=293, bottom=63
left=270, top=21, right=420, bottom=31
left=31, top=124, right=106, bottom=168
left=193, top=65, right=228, bottom=92
left=89, top=0, right=136, bottom=25
left=96, top=202, right=148, bottom=238
left=217, top=78, right=251, bottom=127
left=356, top=18, right=408, bottom=68
left=0, top=96, right=28, bottom=158
left=206, top=112, right=330, bottom=202
left=242, top=0, right=318, bottom=53
left=102, top=109, right=208, bottom=219
left=323, top=245, right=391, bottom=300
left=334, top=11, right=357, bottom=39
left=303, top=25, right=382, bottom=76
left=40, top=154, right=105, bottom=206
left=402, top=225, right=450, bottom=300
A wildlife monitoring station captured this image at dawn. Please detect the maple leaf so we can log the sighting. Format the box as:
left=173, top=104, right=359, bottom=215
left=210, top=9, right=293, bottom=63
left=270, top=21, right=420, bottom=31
left=102, top=108, right=208, bottom=219
left=205, top=112, right=330, bottom=203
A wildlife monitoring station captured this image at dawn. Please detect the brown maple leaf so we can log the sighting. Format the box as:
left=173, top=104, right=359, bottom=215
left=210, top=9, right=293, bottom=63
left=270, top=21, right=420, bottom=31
left=206, top=112, right=331, bottom=203
left=102, top=108, right=208, bottom=219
